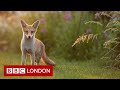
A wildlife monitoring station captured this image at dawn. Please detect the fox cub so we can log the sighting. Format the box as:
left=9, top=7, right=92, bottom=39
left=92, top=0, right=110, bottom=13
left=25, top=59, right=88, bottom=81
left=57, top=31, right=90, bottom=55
left=20, top=20, right=56, bottom=66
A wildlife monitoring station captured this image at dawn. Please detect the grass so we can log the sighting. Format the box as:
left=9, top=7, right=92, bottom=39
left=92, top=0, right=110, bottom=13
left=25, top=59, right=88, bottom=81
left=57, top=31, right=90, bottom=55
left=0, top=51, right=120, bottom=79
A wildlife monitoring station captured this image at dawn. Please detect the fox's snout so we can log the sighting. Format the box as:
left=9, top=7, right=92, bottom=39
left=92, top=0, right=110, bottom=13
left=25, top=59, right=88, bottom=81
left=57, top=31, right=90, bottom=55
left=26, top=34, right=33, bottom=39
left=27, top=35, right=32, bottom=39
left=28, top=36, right=31, bottom=39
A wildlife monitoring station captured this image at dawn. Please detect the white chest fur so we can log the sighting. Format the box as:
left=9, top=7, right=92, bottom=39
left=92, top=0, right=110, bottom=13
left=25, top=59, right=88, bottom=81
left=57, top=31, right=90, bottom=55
left=21, top=37, right=35, bottom=53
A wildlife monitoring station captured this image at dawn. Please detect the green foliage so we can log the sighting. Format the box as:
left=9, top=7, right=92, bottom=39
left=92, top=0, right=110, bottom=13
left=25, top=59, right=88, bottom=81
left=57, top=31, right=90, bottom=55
left=2, top=11, right=120, bottom=63
left=50, top=11, right=101, bottom=60
left=76, top=11, right=120, bottom=68
left=0, top=11, right=105, bottom=60
left=85, top=21, right=103, bottom=26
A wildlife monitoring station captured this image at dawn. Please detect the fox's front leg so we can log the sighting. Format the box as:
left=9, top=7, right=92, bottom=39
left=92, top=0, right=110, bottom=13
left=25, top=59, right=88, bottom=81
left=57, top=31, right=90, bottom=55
left=21, top=49, right=26, bottom=65
left=31, top=52, right=35, bottom=65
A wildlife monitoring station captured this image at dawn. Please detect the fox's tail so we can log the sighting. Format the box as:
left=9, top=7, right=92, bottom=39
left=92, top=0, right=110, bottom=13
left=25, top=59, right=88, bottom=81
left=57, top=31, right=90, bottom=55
left=42, top=45, right=56, bottom=66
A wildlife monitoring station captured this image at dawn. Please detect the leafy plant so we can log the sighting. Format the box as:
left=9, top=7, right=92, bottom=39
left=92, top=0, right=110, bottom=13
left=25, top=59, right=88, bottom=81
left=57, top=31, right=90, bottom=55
left=73, top=11, right=120, bottom=68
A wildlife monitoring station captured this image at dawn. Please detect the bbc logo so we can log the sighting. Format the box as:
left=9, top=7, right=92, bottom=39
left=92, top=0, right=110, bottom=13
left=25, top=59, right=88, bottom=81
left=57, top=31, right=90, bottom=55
left=4, top=65, right=53, bottom=76
left=6, top=68, right=25, bottom=74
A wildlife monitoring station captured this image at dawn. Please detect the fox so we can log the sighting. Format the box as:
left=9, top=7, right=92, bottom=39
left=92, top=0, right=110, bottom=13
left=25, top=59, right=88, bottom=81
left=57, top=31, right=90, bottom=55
left=20, top=20, right=56, bottom=66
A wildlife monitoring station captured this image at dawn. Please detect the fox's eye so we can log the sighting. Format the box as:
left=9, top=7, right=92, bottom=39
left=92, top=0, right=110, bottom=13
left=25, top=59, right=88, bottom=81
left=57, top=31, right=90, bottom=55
left=31, top=31, right=34, bottom=33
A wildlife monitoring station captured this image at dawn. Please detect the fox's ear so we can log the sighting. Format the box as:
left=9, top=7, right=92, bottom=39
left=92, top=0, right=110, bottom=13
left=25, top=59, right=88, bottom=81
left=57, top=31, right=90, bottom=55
left=32, top=20, right=40, bottom=30
left=20, top=20, right=27, bottom=28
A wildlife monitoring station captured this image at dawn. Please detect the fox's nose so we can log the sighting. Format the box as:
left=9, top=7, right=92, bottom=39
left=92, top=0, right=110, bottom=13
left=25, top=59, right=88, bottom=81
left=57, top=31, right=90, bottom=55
left=28, top=36, right=31, bottom=38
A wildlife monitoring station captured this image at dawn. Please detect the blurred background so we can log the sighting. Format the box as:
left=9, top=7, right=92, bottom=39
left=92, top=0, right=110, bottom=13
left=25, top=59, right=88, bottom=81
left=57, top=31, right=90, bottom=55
left=0, top=11, right=97, bottom=58
left=0, top=11, right=120, bottom=67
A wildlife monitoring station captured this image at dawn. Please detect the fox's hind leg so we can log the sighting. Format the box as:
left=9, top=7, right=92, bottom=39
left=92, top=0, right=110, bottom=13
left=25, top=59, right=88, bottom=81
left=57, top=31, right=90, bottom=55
left=35, top=52, right=42, bottom=65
